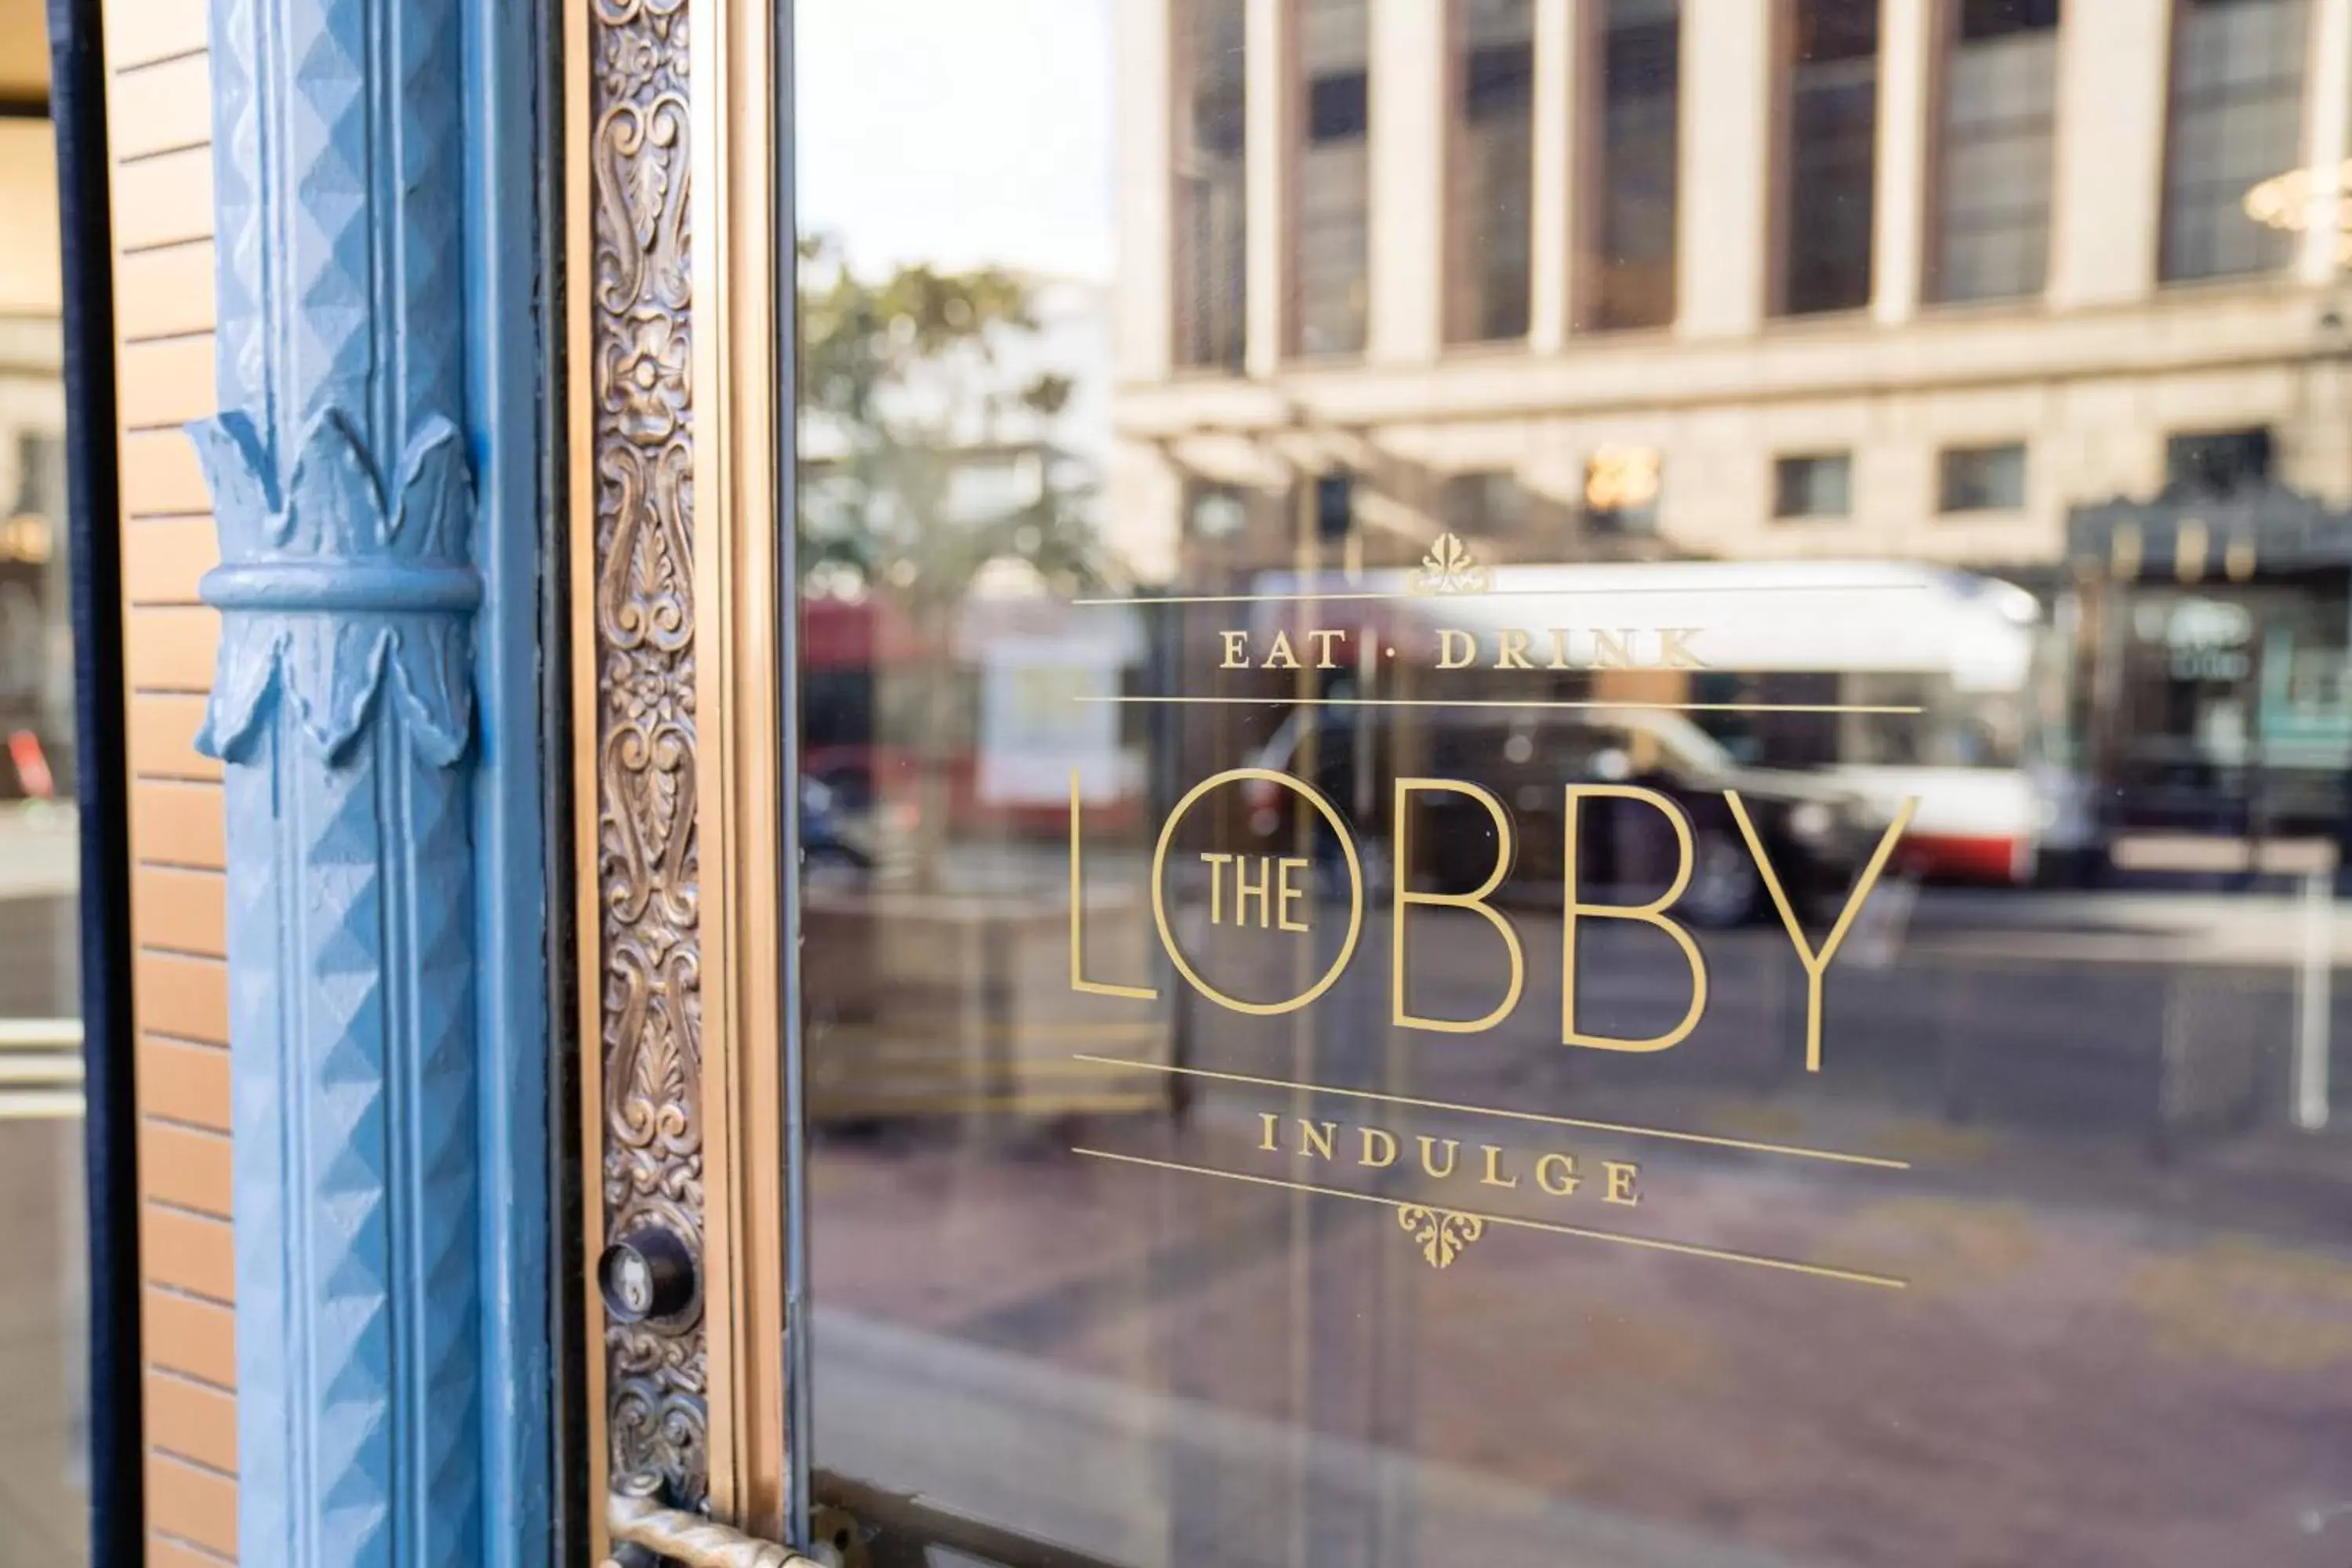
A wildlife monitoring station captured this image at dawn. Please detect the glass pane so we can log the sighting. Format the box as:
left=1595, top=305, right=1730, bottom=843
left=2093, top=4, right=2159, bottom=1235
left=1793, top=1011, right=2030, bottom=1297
left=2161, top=0, right=2307, bottom=281
left=1295, top=0, right=1369, bottom=357
left=792, top=6, right=2352, bottom=1567
left=1581, top=0, right=1680, bottom=332
left=1448, top=0, right=1534, bottom=342
left=0, top=96, right=90, bottom=1566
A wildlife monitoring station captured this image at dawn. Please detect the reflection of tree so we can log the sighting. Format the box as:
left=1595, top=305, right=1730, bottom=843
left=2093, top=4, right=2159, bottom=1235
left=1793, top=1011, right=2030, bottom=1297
left=797, top=237, right=1116, bottom=886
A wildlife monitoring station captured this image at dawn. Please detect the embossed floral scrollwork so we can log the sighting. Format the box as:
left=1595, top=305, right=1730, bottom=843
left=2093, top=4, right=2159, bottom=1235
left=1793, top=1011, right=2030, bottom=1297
left=591, top=0, right=706, bottom=1512
left=601, top=313, right=691, bottom=445
left=599, top=685, right=697, bottom=930
left=610, top=1368, right=711, bottom=1513
left=601, top=29, right=661, bottom=102
left=593, top=96, right=691, bottom=320
left=596, top=442, right=694, bottom=652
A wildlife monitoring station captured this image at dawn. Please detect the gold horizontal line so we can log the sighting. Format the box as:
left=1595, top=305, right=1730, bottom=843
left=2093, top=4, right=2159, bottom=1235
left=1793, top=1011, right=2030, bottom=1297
left=815, top=1053, right=1163, bottom=1077
left=1071, top=1056, right=1907, bottom=1169
left=816, top=1020, right=1167, bottom=1047
left=815, top=1091, right=1167, bottom=1116
left=1071, top=583, right=1932, bottom=608
left=1075, top=590, right=1393, bottom=606
left=1078, top=695, right=1924, bottom=716
left=1073, top=1148, right=1907, bottom=1290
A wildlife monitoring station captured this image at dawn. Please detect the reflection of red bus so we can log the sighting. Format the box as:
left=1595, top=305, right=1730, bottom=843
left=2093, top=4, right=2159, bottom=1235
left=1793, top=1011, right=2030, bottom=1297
left=801, top=593, right=912, bottom=815
left=6, top=731, right=54, bottom=800
left=800, top=594, right=1145, bottom=838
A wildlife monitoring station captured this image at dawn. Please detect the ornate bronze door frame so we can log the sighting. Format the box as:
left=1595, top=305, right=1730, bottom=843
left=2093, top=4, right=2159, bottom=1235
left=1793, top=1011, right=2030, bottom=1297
left=568, top=0, right=800, bottom=1553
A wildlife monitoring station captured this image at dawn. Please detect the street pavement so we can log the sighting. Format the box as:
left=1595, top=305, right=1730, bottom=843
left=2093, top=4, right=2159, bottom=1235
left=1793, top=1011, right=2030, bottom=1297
left=804, top=874, right=2352, bottom=1568
left=0, top=804, right=85, bottom=1567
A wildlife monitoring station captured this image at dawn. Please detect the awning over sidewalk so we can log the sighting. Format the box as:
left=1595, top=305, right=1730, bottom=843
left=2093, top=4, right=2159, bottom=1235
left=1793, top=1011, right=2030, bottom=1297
left=2068, top=488, right=2352, bottom=581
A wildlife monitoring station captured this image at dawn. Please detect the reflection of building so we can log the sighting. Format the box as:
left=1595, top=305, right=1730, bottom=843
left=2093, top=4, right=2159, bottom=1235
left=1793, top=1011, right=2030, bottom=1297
left=2067, top=495, right=2352, bottom=837
left=1110, top=0, right=2352, bottom=587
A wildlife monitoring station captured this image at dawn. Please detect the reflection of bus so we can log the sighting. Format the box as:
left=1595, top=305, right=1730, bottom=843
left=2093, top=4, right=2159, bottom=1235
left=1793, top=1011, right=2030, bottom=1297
left=1246, top=560, right=2046, bottom=885
left=801, top=592, right=1148, bottom=844
left=799, top=591, right=1172, bottom=1124
left=1247, top=704, right=1879, bottom=926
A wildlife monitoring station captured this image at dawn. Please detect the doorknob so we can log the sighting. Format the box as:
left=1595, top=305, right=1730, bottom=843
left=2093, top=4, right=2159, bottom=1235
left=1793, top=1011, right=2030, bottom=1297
left=605, top=1470, right=847, bottom=1568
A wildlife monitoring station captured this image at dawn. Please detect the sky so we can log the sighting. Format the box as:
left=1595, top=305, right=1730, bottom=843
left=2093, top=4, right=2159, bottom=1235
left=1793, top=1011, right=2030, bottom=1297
left=796, top=0, right=1120, bottom=281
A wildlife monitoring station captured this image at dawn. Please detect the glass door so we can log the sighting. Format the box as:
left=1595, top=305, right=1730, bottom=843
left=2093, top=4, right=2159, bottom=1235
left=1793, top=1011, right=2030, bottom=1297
left=777, top=2, right=2352, bottom=1564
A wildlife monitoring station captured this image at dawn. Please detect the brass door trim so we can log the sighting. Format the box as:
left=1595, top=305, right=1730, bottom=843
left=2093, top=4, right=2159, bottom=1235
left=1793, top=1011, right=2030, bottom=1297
left=570, top=0, right=793, bottom=1551
left=688, top=0, right=792, bottom=1537
left=568, top=0, right=710, bottom=1543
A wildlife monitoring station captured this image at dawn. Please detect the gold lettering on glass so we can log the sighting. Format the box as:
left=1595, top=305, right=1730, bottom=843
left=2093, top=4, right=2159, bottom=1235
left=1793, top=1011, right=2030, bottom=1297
left=1560, top=786, right=1709, bottom=1053
left=1730, top=793, right=1920, bottom=1073
left=1058, top=546, right=1926, bottom=1286
left=1145, top=768, right=1365, bottom=1016
left=1069, top=771, right=1157, bottom=1000
left=1392, top=777, right=1526, bottom=1034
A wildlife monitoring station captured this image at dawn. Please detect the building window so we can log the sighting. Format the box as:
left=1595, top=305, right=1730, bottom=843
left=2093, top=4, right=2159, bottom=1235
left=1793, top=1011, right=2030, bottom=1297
left=1443, top=470, right=1528, bottom=535
left=1929, top=1, right=2060, bottom=303
left=1582, top=0, right=1682, bottom=331
left=2165, top=427, right=2275, bottom=497
left=1773, top=452, right=1853, bottom=518
left=1449, top=0, right=1536, bottom=343
left=1295, top=0, right=1371, bottom=356
left=1584, top=445, right=1664, bottom=532
left=2161, top=0, right=2310, bottom=283
left=1777, top=0, right=1878, bottom=316
left=1938, top=442, right=2029, bottom=512
left=1175, top=0, right=1248, bottom=368
left=1315, top=470, right=1358, bottom=540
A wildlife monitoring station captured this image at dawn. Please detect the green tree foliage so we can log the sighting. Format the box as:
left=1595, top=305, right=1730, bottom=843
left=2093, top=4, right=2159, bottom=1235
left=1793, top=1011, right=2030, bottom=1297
left=797, top=238, right=1114, bottom=886
left=797, top=237, right=1109, bottom=614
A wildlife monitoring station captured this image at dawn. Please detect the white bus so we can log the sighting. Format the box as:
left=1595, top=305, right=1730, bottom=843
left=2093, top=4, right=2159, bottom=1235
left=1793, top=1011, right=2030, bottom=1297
left=1246, top=557, right=2047, bottom=886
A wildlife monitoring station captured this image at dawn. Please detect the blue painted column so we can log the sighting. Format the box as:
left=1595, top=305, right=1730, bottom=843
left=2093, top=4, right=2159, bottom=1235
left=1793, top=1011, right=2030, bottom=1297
left=192, top=0, right=549, bottom=1563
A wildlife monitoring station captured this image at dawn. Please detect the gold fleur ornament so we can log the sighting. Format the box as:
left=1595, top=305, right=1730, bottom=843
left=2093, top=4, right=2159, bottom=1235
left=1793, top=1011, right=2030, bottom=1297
left=1407, top=531, right=1491, bottom=596
left=1398, top=1205, right=1486, bottom=1269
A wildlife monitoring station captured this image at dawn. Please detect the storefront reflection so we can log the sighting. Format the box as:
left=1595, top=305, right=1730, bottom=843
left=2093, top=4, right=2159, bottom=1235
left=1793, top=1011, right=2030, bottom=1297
left=797, top=3, right=2352, bottom=1563
left=0, top=92, right=85, bottom=1566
